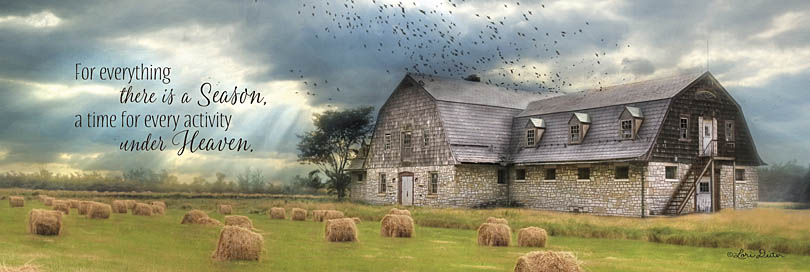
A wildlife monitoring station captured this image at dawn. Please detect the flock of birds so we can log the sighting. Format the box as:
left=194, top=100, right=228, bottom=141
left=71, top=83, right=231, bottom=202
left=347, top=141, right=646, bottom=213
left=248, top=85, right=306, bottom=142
left=278, top=0, right=637, bottom=104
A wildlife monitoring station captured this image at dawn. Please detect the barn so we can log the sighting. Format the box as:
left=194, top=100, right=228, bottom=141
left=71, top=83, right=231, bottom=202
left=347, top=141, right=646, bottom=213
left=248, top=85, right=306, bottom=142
left=349, top=72, right=763, bottom=217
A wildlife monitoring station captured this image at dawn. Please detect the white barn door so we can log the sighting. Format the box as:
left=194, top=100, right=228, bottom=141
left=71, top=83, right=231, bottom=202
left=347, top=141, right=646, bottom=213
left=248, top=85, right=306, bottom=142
left=696, top=176, right=712, bottom=213
left=401, top=175, right=414, bottom=206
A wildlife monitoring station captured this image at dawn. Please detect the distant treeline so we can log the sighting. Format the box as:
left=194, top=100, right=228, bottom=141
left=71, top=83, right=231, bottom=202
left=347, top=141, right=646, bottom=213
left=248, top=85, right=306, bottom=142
left=0, top=168, right=326, bottom=195
left=759, top=161, right=810, bottom=203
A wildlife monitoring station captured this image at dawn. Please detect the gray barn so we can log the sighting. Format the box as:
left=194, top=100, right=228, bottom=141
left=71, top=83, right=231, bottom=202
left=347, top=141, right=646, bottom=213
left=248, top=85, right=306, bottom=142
left=349, top=72, right=763, bottom=217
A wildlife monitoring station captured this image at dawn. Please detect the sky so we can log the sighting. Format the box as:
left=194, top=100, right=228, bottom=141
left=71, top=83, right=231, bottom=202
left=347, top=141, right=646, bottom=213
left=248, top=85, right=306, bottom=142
left=0, top=0, right=808, bottom=184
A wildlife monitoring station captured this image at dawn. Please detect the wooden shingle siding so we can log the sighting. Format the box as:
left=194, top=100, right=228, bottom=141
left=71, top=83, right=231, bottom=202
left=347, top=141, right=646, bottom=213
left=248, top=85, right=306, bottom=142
left=365, top=80, right=456, bottom=169
left=651, top=77, right=763, bottom=166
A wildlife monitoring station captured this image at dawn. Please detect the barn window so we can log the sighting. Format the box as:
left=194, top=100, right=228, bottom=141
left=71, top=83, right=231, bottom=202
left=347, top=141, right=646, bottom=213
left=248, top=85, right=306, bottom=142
left=545, top=168, right=556, bottom=181
left=526, top=129, right=535, bottom=146
left=570, top=125, right=580, bottom=143
left=515, top=169, right=527, bottom=181
left=679, top=118, right=689, bottom=140
left=378, top=173, right=386, bottom=194
left=402, top=131, right=412, bottom=148
left=356, top=172, right=364, bottom=182
left=725, top=120, right=734, bottom=141
left=384, top=133, right=391, bottom=150
left=615, top=166, right=629, bottom=180
left=577, top=167, right=590, bottom=180
left=525, top=118, right=545, bottom=147
left=665, top=166, right=678, bottom=180
left=735, top=169, right=745, bottom=181
left=423, top=129, right=430, bottom=146
left=699, top=182, right=710, bottom=193
left=497, top=169, right=507, bottom=184
left=429, top=172, right=439, bottom=194
left=621, top=120, right=633, bottom=139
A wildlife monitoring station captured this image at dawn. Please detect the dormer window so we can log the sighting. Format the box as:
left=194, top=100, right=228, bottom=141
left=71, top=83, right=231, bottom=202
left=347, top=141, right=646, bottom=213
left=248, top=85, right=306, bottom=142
left=525, top=118, right=545, bottom=147
left=568, top=113, right=590, bottom=144
left=619, top=106, right=644, bottom=140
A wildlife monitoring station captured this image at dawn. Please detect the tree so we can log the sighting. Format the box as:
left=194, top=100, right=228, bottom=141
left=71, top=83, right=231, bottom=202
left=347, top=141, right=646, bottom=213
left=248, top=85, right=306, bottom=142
left=293, top=169, right=324, bottom=193
left=297, top=106, right=374, bottom=199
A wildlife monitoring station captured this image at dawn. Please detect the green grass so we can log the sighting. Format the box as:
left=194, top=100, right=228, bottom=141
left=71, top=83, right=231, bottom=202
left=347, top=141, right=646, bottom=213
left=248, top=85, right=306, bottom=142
left=2, top=201, right=809, bottom=271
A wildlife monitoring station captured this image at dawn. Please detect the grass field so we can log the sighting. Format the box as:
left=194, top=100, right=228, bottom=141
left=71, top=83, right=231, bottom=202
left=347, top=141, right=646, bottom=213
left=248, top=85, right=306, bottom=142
left=1, top=191, right=809, bottom=271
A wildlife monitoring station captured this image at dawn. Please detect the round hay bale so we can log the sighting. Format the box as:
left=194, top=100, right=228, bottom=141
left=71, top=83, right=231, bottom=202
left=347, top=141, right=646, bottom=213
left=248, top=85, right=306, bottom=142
left=43, top=197, right=54, bottom=206
left=150, top=201, right=166, bottom=209
left=486, top=217, right=509, bottom=225
left=477, top=223, right=511, bottom=247
left=225, top=215, right=254, bottom=229
left=125, top=200, right=137, bottom=210
left=9, top=196, right=24, bottom=208
left=312, top=210, right=326, bottom=222
left=518, top=227, right=547, bottom=248
left=380, top=214, right=414, bottom=238
left=269, top=207, right=286, bottom=219
left=325, top=218, right=358, bottom=242
left=218, top=204, right=233, bottom=215
left=514, top=251, right=582, bottom=272
left=151, top=204, right=165, bottom=215
left=352, top=217, right=362, bottom=224
left=69, top=199, right=80, bottom=209
left=323, top=210, right=344, bottom=221
left=182, top=210, right=222, bottom=225
left=291, top=208, right=307, bottom=221
left=111, top=200, right=128, bottom=214
left=211, top=225, right=264, bottom=261
left=52, top=200, right=70, bottom=215
left=133, top=203, right=153, bottom=216
left=28, top=209, right=62, bottom=236
left=87, top=202, right=112, bottom=219
left=389, top=208, right=411, bottom=216
left=78, top=201, right=92, bottom=215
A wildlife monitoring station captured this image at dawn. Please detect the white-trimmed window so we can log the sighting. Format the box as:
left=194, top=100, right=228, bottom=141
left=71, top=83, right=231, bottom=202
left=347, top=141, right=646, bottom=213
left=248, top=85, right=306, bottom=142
left=725, top=120, right=734, bottom=141
left=577, top=167, right=591, bottom=181
left=428, top=172, right=439, bottom=194
left=423, top=129, right=430, bottom=146
left=515, top=169, right=527, bottom=182
left=679, top=117, right=689, bottom=140
left=615, top=166, right=629, bottom=180
left=378, top=173, right=386, bottom=193
left=544, top=168, right=556, bottom=181
left=526, top=129, right=536, bottom=146
left=621, top=120, right=633, bottom=139
left=665, top=166, right=678, bottom=180
left=570, top=125, right=580, bottom=143
left=384, top=133, right=391, bottom=150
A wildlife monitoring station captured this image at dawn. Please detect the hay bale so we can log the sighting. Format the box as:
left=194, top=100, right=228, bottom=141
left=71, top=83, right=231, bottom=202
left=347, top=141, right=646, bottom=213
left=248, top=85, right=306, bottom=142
left=325, top=218, right=358, bottom=242
left=352, top=217, right=362, bottom=224
left=28, top=209, right=62, bottom=236
left=218, top=204, right=233, bottom=215
left=291, top=208, right=307, bottom=221
left=225, top=215, right=254, bottom=229
left=477, top=223, right=511, bottom=247
left=269, top=207, right=286, bottom=219
left=181, top=210, right=222, bottom=225
left=312, top=210, right=326, bottom=222
left=69, top=199, right=80, bottom=209
left=380, top=214, right=414, bottom=238
left=52, top=200, right=70, bottom=215
left=150, top=201, right=166, bottom=209
left=323, top=210, right=344, bottom=221
left=87, top=202, right=111, bottom=219
left=111, top=200, right=128, bottom=213
left=9, top=196, right=24, bottom=207
left=38, top=195, right=48, bottom=202
left=125, top=200, right=136, bottom=210
left=518, top=227, right=547, bottom=248
left=0, top=263, right=40, bottom=272
left=211, top=225, right=264, bottom=261
left=133, top=203, right=153, bottom=216
left=43, top=197, right=54, bottom=206
left=486, top=217, right=509, bottom=225
left=151, top=204, right=165, bottom=215
left=78, top=201, right=92, bottom=215
left=389, top=208, right=412, bottom=216
left=514, top=251, right=582, bottom=272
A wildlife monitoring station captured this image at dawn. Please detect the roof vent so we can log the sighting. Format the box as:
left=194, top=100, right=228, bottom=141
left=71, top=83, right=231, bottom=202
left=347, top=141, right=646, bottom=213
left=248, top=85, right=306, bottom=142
left=464, top=74, right=481, bottom=82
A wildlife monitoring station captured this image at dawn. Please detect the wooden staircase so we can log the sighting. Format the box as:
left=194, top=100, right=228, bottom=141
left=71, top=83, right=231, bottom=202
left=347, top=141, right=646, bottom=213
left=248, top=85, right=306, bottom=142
left=663, top=156, right=713, bottom=215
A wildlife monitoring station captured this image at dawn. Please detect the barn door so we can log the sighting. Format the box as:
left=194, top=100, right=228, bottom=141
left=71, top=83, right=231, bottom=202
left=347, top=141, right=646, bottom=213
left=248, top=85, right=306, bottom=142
left=696, top=176, right=712, bottom=213
left=700, top=118, right=714, bottom=156
left=400, top=175, right=414, bottom=206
